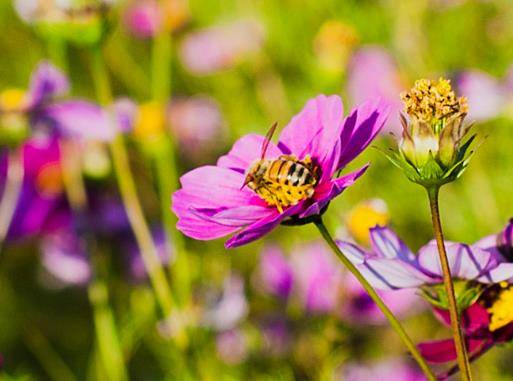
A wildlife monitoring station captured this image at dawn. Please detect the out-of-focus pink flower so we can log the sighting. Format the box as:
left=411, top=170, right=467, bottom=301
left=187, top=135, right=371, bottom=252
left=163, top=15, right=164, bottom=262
left=168, top=96, right=225, bottom=159
left=41, top=230, right=91, bottom=286
left=347, top=46, right=405, bottom=135
left=179, top=19, right=265, bottom=75
left=340, top=358, right=424, bottom=381
left=128, top=228, right=172, bottom=282
left=172, top=95, right=389, bottom=248
left=216, top=329, right=248, bottom=365
left=291, top=242, right=342, bottom=313
left=456, top=70, right=506, bottom=122
left=257, top=246, right=293, bottom=299
left=123, top=0, right=189, bottom=38
left=202, top=274, right=248, bottom=331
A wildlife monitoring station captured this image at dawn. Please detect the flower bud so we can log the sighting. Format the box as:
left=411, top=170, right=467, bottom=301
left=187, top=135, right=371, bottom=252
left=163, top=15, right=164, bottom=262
left=389, top=78, right=475, bottom=188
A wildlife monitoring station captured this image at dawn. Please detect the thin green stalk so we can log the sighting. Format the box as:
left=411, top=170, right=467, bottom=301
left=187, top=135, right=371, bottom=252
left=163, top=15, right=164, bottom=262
left=150, top=18, right=190, bottom=305
left=0, top=148, right=23, bottom=248
left=23, top=325, right=79, bottom=381
left=88, top=281, right=129, bottom=381
left=90, top=47, right=175, bottom=320
left=427, top=187, right=473, bottom=381
left=314, top=217, right=436, bottom=381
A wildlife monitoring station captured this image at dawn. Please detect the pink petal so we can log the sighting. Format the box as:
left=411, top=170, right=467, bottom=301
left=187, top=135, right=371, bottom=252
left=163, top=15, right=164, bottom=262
left=217, top=133, right=282, bottom=173
left=369, top=226, right=416, bottom=262
left=338, top=98, right=390, bottom=168
left=278, top=95, right=344, bottom=171
left=27, top=61, right=69, bottom=107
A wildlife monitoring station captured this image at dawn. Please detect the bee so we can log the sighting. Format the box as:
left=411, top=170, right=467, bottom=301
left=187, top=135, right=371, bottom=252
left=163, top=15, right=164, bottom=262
left=243, top=122, right=318, bottom=213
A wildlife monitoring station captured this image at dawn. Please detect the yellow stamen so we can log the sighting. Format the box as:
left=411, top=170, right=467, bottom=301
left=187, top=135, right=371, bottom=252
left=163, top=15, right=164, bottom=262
left=0, top=88, right=27, bottom=112
left=487, top=286, right=513, bottom=332
left=346, top=199, right=389, bottom=244
left=401, top=78, right=468, bottom=123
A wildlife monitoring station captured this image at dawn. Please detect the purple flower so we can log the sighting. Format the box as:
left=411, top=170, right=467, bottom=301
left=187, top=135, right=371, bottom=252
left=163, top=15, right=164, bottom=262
left=123, top=0, right=162, bottom=38
left=290, top=242, right=342, bottom=313
left=340, top=271, right=424, bottom=325
left=340, top=358, right=425, bottom=381
left=1, top=136, right=66, bottom=240
left=456, top=70, right=507, bottom=122
left=179, top=19, right=265, bottom=75
left=418, top=220, right=513, bottom=371
left=347, top=46, right=405, bottom=135
left=338, top=226, right=508, bottom=290
left=260, top=318, right=291, bottom=357
left=258, top=246, right=294, bottom=299
left=172, top=95, right=389, bottom=248
left=1, top=61, right=116, bottom=142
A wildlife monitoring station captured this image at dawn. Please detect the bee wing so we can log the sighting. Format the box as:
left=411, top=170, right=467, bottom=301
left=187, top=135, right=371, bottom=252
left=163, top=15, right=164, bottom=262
left=261, top=122, right=278, bottom=159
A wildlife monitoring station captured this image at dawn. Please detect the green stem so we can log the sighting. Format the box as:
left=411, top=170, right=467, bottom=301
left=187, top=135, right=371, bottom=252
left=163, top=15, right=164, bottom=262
left=150, top=18, right=191, bottom=305
left=314, top=217, right=436, bottom=381
left=90, top=46, right=175, bottom=320
left=88, top=281, right=129, bottom=381
left=23, top=325, right=79, bottom=381
left=427, top=187, right=473, bottom=381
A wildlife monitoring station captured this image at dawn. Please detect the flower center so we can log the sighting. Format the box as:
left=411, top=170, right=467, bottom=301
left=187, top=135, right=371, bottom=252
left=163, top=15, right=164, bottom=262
left=487, top=284, right=513, bottom=332
left=401, top=78, right=468, bottom=124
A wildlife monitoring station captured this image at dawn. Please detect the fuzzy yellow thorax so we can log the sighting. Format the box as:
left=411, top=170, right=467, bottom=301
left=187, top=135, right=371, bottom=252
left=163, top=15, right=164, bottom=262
left=487, top=285, right=513, bottom=332
left=401, top=78, right=468, bottom=124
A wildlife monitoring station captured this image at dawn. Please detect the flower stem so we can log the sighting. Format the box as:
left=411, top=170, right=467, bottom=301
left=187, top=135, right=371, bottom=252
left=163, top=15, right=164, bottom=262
left=150, top=19, right=191, bottom=305
left=0, top=148, right=24, bottom=247
left=314, top=217, right=436, bottom=381
left=88, top=280, right=129, bottom=381
left=427, top=186, right=473, bottom=381
left=90, top=46, right=176, bottom=320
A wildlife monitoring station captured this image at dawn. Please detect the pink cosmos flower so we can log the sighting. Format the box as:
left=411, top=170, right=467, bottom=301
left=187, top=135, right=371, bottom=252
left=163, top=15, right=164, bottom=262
left=340, top=358, right=425, bottom=381
left=179, top=19, right=265, bottom=75
left=172, top=95, right=389, bottom=248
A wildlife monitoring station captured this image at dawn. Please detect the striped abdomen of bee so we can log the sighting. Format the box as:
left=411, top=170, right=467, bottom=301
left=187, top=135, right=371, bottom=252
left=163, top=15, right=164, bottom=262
left=246, top=155, right=318, bottom=213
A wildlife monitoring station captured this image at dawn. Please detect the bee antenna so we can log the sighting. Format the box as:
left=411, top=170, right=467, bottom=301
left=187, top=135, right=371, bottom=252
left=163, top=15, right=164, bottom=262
left=261, top=122, right=278, bottom=159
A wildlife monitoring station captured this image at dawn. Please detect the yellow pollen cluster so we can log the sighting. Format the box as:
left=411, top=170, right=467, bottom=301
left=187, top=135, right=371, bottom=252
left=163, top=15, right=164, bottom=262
left=487, top=286, right=513, bottom=332
left=346, top=199, right=389, bottom=244
left=401, top=78, right=468, bottom=123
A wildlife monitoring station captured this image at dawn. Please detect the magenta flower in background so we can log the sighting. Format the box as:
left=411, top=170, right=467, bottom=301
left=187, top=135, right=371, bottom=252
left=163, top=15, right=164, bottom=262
left=123, top=0, right=162, bottom=38
left=128, top=228, right=172, bottom=282
left=340, top=358, right=424, bottom=381
left=347, top=46, right=405, bottom=135
left=215, top=328, right=248, bottom=365
left=257, top=245, right=294, bottom=299
left=172, top=95, right=389, bottom=248
left=338, top=226, right=513, bottom=290
left=1, top=136, right=66, bottom=240
left=179, top=19, right=265, bottom=75
left=455, top=70, right=507, bottom=122
left=290, top=242, right=342, bottom=313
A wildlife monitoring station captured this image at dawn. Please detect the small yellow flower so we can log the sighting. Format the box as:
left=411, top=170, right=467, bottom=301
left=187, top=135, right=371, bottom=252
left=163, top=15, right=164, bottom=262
left=346, top=199, right=389, bottom=244
left=0, top=88, right=27, bottom=112
left=314, top=20, right=358, bottom=73
left=133, top=101, right=167, bottom=144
